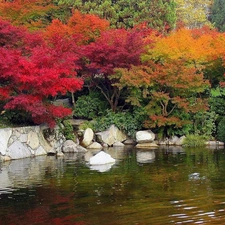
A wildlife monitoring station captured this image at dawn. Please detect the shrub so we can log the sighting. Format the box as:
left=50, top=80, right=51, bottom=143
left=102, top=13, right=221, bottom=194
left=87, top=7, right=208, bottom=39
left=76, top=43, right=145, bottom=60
left=74, top=91, right=109, bottom=119
left=217, top=117, right=225, bottom=142
left=183, top=134, right=207, bottom=147
left=57, top=120, right=75, bottom=140
left=92, top=108, right=147, bottom=137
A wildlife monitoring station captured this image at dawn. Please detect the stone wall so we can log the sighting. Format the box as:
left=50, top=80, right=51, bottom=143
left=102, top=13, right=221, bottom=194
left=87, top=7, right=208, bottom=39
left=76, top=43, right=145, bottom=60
left=0, top=125, right=65, bottom=161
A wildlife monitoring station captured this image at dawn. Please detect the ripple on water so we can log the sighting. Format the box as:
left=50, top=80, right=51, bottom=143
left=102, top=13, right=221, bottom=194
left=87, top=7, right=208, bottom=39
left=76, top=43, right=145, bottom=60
left=169, top=197, right=225, bottom=224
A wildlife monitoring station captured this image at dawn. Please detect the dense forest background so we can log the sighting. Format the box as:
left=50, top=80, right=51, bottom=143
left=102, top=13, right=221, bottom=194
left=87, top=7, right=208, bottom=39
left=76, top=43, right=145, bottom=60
left=1, top=0, right=225, bottom=141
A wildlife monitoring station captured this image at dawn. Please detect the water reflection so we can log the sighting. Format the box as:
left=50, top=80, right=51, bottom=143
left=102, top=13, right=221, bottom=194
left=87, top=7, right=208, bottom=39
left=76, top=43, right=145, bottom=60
left=136, top=150, right=155, bottom=163
left=0, top=156, right=65, bottom=193
left=1, top=146, right=225, bottom=225
left=89, top=163, right=115, bottom=172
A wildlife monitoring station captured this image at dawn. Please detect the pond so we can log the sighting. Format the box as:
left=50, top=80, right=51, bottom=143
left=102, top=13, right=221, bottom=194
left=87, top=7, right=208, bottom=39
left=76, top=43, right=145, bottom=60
left=1, top=145, right=225, bottom=225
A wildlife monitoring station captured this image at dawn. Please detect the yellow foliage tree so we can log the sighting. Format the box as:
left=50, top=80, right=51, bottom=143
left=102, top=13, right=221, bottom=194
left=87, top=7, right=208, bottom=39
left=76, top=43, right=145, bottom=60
left=175, top=0, right=213, bottom=28
left=145, top=27, right=225, bottom=69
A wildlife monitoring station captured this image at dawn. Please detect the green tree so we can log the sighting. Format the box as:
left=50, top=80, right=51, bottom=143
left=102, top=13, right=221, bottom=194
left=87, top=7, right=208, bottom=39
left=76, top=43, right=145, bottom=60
left=210, top=0, right=225, bottom=32
left=57, top=0, right=176, bottom=31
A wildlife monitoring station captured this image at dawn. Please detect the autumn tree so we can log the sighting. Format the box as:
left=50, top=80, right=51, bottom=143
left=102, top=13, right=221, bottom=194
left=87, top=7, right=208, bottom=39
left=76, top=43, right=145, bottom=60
left=0, top=19, right=83, bottom=127
left=0, top=0, right=71, bottom=31
left=115, top=59, right=210, bottom=136
left=44, top=10, right=109, bottom=45
left=175, top=0, right=213, bottom=28
left=112, top=27, right=220, bottom=136
left=82, top=28, right=147, bottom=111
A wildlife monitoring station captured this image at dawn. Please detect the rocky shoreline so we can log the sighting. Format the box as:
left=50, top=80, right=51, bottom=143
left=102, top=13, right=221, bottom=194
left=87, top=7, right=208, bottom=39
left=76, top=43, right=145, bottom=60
left=0, top=123, right=224, bottom=162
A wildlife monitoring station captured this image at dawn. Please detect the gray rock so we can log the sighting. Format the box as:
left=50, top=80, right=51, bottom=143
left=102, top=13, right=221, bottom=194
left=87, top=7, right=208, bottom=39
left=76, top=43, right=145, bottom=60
left=96, top=125, right=127, bottom=146
left=76, top=145, right=88, bottom=153
left=62, top=140, right=78, bottom=153
left=123, top=139, right=136, bottom=145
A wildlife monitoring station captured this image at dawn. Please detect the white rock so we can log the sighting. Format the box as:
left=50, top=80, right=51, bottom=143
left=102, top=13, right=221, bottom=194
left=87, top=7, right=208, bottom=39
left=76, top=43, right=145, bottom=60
left=27, top=131, right=39, bottom=149
left=82, top=128, right=94, bottom=147
left=8, top=141, right=32, bottom=159
left=89, top=151, right=116, bottom=165
left=0, top=128, right=12, bottom=155
left=113, top=141, right=124, bottom=147
left=87, top=142, right=103, bottom=149
left=136, top=130, right=155, bottom=143
left=35, top=146, right=47, bottom=156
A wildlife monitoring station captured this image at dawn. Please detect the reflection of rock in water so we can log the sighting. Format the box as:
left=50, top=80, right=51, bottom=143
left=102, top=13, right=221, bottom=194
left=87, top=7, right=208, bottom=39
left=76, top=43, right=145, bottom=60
left=0, top=156, right=65, bottom=191
left=136, top=150, right=155, bottom=163
left=90, top=163, right=115, bottom=172
left=188, top=173, right=206, bottom=181
left=160, top=146, right=185, bottom=154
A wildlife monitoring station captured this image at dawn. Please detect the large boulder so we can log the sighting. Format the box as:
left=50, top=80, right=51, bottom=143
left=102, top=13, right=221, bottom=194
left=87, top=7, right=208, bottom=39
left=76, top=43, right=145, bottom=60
left=96, top=125, right=127, bottom=146
left=136, top=130, right=155, bottom=143
left=81, top=128, right=94, bottom=147
left=62, top=140, right=78, bottom=153
left=62, top=140, right=87, bottom=153
left=89, top=151, right=116, bottom=165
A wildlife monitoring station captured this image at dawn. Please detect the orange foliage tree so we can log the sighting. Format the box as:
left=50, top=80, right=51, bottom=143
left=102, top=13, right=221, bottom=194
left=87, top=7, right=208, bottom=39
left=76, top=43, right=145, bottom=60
left=114, top=28, right=215, bottom=136
left=0, top=0, right=62, bottom=31
left=44, top=10, right=110, bottom=45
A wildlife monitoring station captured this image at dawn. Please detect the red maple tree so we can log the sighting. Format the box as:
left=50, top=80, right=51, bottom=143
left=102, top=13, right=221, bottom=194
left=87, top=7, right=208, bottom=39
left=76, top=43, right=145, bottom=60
left=0, top=19, right=83, bottom=127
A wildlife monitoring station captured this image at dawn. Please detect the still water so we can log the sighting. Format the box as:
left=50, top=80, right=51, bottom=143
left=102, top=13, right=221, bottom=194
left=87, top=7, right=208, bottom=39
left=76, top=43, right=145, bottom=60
left=1, top=145, right=225, bottom=225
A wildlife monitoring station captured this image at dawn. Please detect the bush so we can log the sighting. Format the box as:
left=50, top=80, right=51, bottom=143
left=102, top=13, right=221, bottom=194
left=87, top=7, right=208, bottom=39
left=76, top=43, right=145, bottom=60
left=1, top=109, right=34, bottom=126
left=91, top=108, right=147, bottom=137
left=58, top=120, right=75, bottom=140
left=183, top=134, right=207, bottom=147
left=74, top=91, right=109, bottom=119
left=217, top=117, right=225, bottom=142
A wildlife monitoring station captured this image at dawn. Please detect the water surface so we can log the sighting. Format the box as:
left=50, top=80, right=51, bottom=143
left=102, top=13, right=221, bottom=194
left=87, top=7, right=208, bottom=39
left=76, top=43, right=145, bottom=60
left=1, top=146, right=225, bottom=225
